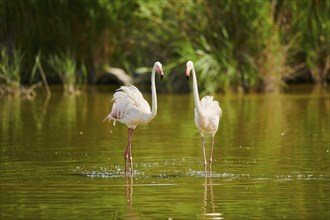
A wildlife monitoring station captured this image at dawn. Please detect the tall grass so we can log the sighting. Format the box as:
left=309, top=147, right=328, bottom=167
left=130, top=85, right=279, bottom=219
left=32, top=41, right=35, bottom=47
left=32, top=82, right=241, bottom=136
left=133, top=0, right=329, bottom=92
left=281, top=0, right=330, bottom=84
left=1, top=0, right=328, bottom=93
left=0, top=47, right=42, bottom=98
left=133, top=0, right=289, bottom=92
left=0, top=47, right=23, bottom=92
left=47, top=52, right=86, bottom=94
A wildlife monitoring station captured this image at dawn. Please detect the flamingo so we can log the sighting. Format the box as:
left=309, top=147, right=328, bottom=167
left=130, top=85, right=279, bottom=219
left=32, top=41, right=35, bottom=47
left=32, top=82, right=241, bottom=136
left=104, top=61, right=164, bottom=176
left=185, top=61, right=222, bottom=172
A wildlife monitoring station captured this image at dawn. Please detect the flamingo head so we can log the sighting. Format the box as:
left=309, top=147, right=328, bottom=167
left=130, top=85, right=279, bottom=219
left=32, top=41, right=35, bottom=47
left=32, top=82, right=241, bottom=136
left=154, top=61, right=164, bottom=81
left=186, top=60, right=194, bottom=81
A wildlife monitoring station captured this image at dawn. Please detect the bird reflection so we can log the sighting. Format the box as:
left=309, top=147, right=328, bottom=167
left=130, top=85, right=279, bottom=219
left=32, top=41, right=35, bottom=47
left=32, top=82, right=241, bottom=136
left=124, top=176, right=142, bottom=219
left=203, top=176, right=223, bottom=219
left=125, top=176, right=134, bottom=212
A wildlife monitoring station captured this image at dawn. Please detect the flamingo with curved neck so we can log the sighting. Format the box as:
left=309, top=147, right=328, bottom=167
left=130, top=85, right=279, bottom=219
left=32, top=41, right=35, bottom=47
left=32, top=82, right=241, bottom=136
left=104, top=61, right=164, bottom=176
left=186, top=60, right=222, bottom=173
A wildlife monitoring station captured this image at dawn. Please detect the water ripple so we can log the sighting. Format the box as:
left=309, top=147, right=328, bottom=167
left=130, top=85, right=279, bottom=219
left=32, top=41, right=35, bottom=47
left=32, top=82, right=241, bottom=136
left=73, top=166, right=125, bottom=178
left=72, top=165, right=329, bottom=182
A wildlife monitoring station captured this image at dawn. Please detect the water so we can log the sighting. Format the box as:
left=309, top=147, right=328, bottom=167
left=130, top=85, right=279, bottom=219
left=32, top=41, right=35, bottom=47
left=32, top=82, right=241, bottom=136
left=1, top=85, right=329, bottom=219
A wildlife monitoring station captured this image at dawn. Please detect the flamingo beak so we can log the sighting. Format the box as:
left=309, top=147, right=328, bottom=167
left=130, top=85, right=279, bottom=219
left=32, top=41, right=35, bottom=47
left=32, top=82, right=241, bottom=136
left=186, top=68, right=191, bottom=81
left=160, top=69, right=164, bottom=81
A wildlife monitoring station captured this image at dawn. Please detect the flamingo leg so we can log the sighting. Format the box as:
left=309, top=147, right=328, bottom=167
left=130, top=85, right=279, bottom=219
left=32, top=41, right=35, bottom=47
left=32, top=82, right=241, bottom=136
left=201, top=136, right=207, bottom=173
left=124, top=128, right=133, bottom=175
left=209, top=136, right=215, bottom=165
left=203, top=175, right=207, bottom=214
left=129, top=129, right=135, bottom=176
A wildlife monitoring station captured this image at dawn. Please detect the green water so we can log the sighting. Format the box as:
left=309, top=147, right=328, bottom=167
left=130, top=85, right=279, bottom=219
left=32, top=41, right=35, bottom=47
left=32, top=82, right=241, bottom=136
left=1, top=85, right=329, bottom=219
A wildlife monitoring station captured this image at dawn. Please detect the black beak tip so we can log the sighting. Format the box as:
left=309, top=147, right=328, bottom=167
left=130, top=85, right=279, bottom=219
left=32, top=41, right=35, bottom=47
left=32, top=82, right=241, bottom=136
left=186, top=75, right=190, bottom=81
left=160, top=75, right=163, bottom=81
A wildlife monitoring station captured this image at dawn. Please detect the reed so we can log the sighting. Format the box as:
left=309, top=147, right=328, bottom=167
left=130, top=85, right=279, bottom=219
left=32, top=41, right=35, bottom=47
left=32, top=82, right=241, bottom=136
left=1, top=0, right=328, bottom=93
left=47, top=52, right=86, bottom=95
left=0, top=47, right=42, bottom=98
left=0, top=47, right=23, bottom=92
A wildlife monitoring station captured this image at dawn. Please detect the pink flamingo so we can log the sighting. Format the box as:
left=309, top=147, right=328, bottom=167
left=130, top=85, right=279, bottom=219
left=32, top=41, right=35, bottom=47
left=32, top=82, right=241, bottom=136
left=186, top=61, right=222, bottom=172
left=104, top=62, right=164, bottom=176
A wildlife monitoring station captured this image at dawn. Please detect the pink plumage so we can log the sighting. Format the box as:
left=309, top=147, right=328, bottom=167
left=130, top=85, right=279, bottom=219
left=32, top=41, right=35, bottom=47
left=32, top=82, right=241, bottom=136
left=104, top=62, right=164, bottom=176
left=104, top=85, right=151, bottom=128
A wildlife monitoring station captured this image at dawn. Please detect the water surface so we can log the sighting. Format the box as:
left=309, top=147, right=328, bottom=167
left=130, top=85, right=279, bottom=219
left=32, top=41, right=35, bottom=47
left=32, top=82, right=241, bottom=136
left=1, top=85, right=329, bottom=219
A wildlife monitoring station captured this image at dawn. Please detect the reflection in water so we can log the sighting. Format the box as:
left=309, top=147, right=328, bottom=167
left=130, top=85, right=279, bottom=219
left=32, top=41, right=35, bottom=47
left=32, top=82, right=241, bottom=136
left=34, top=96, right=50, bottom=129
left=203, top=176, right=223, bottom=219
left=125, top=176, right=134, bottom=212
left=124, top=176, right=142, bottom=219
left=1, top=86, right=329, bottom=219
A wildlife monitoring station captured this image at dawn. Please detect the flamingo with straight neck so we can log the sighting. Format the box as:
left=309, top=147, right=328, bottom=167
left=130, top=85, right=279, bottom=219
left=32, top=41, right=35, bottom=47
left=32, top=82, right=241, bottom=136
left=104, top=61, right=164, bottom=176
left=186, top=61, right=222, bottom=172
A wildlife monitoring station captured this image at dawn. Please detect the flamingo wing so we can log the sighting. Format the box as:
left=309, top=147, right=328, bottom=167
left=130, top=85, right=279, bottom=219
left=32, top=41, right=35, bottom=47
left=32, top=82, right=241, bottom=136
left=195, top=96, right=222, bottom=134
left=200, top=96, right=222, bottom=118
left=104, top=85, right=151, bottom=128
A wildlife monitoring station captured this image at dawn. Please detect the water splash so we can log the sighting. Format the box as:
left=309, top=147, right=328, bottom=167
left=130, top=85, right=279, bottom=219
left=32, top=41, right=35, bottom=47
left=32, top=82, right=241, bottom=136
left=188, top=169, right=251, bottom=179
left=73, top=166, right=126, bottom=178
left=72, top=164, right=328, bottom=182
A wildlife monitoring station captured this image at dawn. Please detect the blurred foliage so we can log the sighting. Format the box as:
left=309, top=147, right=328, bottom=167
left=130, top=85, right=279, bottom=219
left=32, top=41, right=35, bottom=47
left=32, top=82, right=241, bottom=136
left=0, top=47, right=23, bottom=89
left=47, top=52, right=86, bottom=94
left=0, top=0, right=329, bottom=93
left=0, top=47, right=42, bottom=98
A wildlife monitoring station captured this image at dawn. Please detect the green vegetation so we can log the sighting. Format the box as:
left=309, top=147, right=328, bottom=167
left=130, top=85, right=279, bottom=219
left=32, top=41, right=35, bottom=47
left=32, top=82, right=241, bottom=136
left=0, top=47, right=42, bottom=98
left=47, top=52, right=86, bottom=94
left=0, top=0, right=329, bottom=94
left=0, top=47, right=23, bottom=93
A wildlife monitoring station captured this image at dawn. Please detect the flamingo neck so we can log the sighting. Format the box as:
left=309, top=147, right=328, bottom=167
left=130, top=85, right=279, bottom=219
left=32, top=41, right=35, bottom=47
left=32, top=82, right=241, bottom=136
left=150, top=68, right=157, bottom=119
left=192, top=67, right=202, bottom=114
